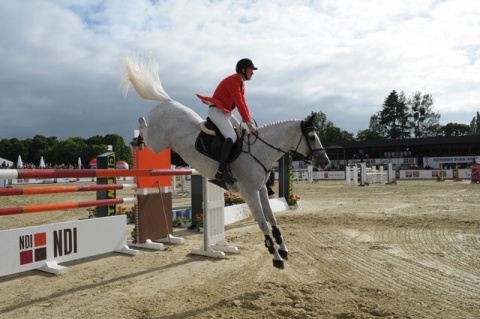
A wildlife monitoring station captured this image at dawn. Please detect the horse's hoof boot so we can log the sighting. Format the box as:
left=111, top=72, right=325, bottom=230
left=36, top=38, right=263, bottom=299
left=279, top=250, right=288, bottom=260
left=273, top=259, right=285, bottom=269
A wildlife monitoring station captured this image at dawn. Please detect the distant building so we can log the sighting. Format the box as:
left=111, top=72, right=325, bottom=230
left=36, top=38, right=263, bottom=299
left=324, top=135, right=480, bottom=169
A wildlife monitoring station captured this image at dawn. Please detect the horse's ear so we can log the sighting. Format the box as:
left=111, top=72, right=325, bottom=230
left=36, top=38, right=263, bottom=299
left=302, top=114, right=316, bottom=133
left=307, top=114, right=316, bottom=126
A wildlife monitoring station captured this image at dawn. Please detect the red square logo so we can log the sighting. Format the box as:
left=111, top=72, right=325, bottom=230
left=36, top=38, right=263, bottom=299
left=20, top=250, right=33, bottom=265
left=34, top=232, right=47, bottom=246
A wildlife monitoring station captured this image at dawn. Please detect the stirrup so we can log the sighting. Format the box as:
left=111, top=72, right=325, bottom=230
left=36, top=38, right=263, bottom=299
left=215, top=170, right=237, bottom=184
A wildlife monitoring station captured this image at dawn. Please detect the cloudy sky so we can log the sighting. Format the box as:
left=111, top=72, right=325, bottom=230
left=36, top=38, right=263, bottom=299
left=1, top=0, right=479, bottom=145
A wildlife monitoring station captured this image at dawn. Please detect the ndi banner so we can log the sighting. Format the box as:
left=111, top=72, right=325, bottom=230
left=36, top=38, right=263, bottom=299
left=0, top=215, right=137, bottom=277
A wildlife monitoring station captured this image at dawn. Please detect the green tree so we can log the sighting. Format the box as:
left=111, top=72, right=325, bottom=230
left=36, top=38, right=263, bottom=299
left=306, top=111, right=353, bottom=142
left=443, top=123, right=472, bottom=136
left=48, top=138, right=86, bottom=166
left=356, top=114, right=387, bottom=141
left=425, top=123, right=444, bottom=137
left=0, top=138, right=27, bottom=163
left=470, top=112, right=480, bottom=134
left=406, top=91, right=441, bottom=138
left=102, top=134, right=132, bottom=164
left=24, top=135, right=51, bottom=166
left=380, top=90, right=410, bottom=139
left=0, top=134, right=133, bottom=167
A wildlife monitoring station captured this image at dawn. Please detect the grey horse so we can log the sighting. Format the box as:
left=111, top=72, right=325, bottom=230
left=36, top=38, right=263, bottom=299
left=122, top=54, right=330, bottom=268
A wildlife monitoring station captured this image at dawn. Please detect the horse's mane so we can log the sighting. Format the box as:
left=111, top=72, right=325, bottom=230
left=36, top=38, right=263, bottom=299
left=257, top=119, right=299, bottom=130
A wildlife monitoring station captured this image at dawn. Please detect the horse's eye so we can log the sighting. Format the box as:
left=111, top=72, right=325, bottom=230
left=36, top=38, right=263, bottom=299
left=308, top=135, right=316, bottom=142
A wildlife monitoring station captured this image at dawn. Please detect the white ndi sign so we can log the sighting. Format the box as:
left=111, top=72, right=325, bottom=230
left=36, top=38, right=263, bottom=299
left=0, top=215, right=137, bottom=277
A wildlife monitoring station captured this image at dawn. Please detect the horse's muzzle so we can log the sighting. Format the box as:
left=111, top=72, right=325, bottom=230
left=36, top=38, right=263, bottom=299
left=313, top=152, right=330, bottom=169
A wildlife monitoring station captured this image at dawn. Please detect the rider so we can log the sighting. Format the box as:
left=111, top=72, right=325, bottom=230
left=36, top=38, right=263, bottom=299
left=196, top=58, right=258, bottom=184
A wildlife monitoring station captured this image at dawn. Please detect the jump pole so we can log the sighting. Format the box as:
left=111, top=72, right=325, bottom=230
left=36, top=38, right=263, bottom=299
left=0, top=166, right=199, bottom=277
left=0, top=168, right=192, bottom=180
left=0, top=183, right=136, bottom=196
left=0, top=197, right=136, bottom=216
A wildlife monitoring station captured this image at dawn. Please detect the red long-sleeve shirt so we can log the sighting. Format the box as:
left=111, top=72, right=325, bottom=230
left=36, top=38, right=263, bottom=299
left=196, top=73, right=252, bottom=123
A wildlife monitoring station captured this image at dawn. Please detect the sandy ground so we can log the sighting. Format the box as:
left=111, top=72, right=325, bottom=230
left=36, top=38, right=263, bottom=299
left=0, top=179, right=479, bottom=319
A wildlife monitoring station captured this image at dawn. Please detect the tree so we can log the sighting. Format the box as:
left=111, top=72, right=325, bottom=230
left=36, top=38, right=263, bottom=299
left=470, top=112, right=480, bottom=135
left=101, top=134, right=132, bottom=164
left=307, top=110, right=328, bottom=139
left=406, top=91, right=441, bottom=138
left=29, top=135, right=56, bottom=164
left=323, top=123, right=354, bottom=142
left=0, top=134, right=132, bottom=167
left=356, top=114, right=387, bottom=141
left=380, top=90, right=410, bottom=139
left=0, top=138, right=27, bottom=163
left=306, top=111, right=353, bottom=142
left=442, top=123, right=472, bottom=136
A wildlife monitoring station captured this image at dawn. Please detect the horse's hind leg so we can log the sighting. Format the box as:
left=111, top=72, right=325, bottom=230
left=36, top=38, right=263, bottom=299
left=259, top=186, right=288, bottom=260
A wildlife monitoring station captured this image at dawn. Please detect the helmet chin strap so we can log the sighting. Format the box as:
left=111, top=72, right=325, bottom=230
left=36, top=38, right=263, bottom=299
left=241, top=69, right=249, bottom=81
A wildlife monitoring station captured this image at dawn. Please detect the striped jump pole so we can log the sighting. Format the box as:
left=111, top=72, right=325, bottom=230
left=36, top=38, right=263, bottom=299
left=0, top=168, right=192, bottom=180
left=0, top=197, right=136, bottom=216
left=0, top=183, right=136, bottom=196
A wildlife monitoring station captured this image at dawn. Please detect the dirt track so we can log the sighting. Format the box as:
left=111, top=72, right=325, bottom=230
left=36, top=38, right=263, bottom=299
left=0, top=180, right=479, bottom=318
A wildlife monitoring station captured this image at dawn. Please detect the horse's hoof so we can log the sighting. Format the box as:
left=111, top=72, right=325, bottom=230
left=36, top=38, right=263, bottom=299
left=273, top=259, right=285, bottom=269
left=279, top=250, right=288, bottom=260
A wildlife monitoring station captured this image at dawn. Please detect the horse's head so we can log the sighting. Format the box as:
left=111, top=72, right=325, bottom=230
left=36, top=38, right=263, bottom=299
left=298, top=115, right=330, bottom=169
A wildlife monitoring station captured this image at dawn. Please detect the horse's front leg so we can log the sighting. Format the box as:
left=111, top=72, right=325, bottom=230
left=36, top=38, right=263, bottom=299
left=244, top=189, right=285, bottom=269
left=259, top=185, right=288, bottom=260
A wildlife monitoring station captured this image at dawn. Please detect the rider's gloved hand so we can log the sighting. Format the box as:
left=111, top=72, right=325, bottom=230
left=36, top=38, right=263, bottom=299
left=247, top=122, right=256, bottom=134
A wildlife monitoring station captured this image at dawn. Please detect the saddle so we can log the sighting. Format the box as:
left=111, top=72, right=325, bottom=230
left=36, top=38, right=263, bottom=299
left=194, top=117, right=244, bottom=163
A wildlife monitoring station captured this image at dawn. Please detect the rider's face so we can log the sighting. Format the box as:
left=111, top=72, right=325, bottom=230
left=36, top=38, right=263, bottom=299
left=245, top=67, right=254, bottom=80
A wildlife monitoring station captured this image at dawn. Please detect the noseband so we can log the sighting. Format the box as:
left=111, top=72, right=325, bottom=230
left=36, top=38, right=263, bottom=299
left=296, top=123, right=327, bottom=162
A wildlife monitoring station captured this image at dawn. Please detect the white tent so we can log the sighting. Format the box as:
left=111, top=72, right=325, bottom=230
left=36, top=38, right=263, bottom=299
left=39, top=156, right=46, bottom=168
left=0, top=157, right=14, bottom=168
left=17, top=155, right=23, bottom=169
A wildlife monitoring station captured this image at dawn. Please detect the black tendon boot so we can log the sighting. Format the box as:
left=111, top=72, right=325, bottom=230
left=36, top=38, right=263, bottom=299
left=215, top=138, right=237, bottom=184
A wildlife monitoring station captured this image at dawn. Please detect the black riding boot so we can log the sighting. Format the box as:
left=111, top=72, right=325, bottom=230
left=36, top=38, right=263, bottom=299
left=215, top=138, right=237, bottom=184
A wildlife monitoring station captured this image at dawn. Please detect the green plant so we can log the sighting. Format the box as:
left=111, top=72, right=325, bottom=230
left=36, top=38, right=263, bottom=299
left=118, top=205, right=136, bottom=223
left=224, top=192, right=245, bottom=205
left=287, top=194, right=300, bottom=206
left=131, top=227, right=137, bottom=244
left=173, top=217, right=182, bottom=227
left=195, top=213, right=204, bottom=228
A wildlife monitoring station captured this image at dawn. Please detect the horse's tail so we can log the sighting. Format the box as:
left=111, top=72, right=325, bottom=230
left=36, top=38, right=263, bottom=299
left=121, top=53, right=171, bottom=102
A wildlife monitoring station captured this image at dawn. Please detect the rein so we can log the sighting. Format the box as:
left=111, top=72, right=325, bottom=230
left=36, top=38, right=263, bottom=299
left=242, top=132, right=288, bottom=174
left=241, top=123, right=326, bottom=174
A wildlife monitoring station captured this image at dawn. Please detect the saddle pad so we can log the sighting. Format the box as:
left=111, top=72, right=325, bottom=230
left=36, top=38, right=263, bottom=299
left=194, top=132, right=243, bottom=163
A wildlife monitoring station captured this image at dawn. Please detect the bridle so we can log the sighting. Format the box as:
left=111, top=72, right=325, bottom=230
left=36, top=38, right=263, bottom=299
left=297, top=123, right=327, bottom=161
left=242, top=121, right=326, bottom=174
